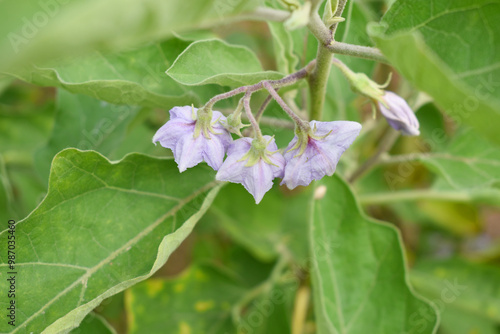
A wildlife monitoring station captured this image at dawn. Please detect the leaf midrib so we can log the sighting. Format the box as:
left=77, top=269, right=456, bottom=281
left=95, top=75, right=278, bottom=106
left=12, top=180, right=218, bottom=333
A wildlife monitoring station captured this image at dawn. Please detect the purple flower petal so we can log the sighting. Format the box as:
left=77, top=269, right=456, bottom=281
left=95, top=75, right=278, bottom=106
left=378, top=91, right=420, bottom=136
left=153, top=106, right=233, bottom=172
left=216, top=136, right=284, bottom=204
left=281, top=121, right=361, bottom=189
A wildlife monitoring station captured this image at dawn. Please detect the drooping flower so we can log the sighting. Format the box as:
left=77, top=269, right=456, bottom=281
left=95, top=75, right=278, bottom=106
left=216, top=136, right=285, bottom=204
left=378, top=91, right=420, bottom=136
left=281, top=121, right=361, bottom=190
left=153, top=106, right=232, bottom=172
left=331, top=58, right=420, bottom=136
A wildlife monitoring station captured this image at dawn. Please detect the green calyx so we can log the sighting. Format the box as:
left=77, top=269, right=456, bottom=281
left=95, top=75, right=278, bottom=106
left=224, top=112, right=250, bottom=137
left=193, top=106, right=218, bottom=139
left=238, top=137, right=278, bottom=168
left=287, top=123, right=332, bottom=157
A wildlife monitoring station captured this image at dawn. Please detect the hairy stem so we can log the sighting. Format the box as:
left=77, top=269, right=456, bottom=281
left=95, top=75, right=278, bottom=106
left=264, top=82, right=310, bottom=131
left=308, top=45, right=333, bottom=121
left=204, top=60, right=316, bottom=110
left=329, top=42, right=387, bottom=63
left=243, top=91, right=264, bottom=140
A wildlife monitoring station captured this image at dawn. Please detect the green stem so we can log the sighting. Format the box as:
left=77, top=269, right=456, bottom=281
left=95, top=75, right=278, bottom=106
left=231, top=255, right=288, bottom=325
left=359, top=190, right=472, bottom=205
left=308, top=45, right=333, bottom=121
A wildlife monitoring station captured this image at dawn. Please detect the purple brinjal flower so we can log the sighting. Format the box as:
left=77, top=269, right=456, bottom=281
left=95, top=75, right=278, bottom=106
left=153, top=106, right=232, bottom=172
left=378, top=91, right=420, bottom=136
left=216, top=136, right=285, bottom=204
left=281, top=121, right=361, bottom=190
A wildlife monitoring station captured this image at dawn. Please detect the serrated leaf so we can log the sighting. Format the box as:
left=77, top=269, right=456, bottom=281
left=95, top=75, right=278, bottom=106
left=411, top=259, right=500, bottom=323
left=166, top=39, right=283, bottom=87
left=0, top=149, right=221, bottom=333
left=369, top=0, right=500, bottom=145
left=1, top=0, right=259, bottom=71
left=10, top=38, right=227, bottom=109
left=309, top=176, right=438, bottom=334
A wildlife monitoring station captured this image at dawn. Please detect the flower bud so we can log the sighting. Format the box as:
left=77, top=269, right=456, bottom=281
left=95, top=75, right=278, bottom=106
left=378, top=91, right=420, bottom=136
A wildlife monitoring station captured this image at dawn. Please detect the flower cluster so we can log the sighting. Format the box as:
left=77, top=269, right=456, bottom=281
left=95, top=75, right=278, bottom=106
left=154, top=106, right=361, bottom=203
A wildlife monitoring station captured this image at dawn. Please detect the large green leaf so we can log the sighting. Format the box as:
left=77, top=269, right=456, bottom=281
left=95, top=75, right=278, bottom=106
left=166, top=39, right=283, bottom=87
left=34, top=90, right=140, bottom=183
left=0, top=0, right=259, bottom=71
left=309, top=176, right=438, bottom=334
left=369, top=0, right=500, bottom=145
left=411, top=259, right=500, bottom=323
left=0, top=149, right=221, bottom=333
left=10, top=38, right=227, bottom=109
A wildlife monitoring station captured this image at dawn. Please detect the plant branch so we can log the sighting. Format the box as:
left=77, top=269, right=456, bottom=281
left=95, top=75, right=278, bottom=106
left=328, top=42, right=387, bottom=63
left=204, top=60, right=316, bottom=110
left=255, top=91, right=275, bottom=123
left=263, top=82, right=309, bottom=130
left=243, top=91, right=264, bottom=140
left=348, top=127, right=400, bottom=183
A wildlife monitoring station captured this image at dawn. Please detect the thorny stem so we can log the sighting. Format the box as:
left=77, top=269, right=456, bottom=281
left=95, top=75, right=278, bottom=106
left=263, top=81, right=310, bottom=132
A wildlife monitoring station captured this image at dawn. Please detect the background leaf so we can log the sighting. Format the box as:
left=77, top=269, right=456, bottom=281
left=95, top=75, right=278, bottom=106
left=411, top=259, right=500, bottom=324
left=205, top=182, right=311, bottom=263
left=0, top=0, right=260, bottom=71
left=0, top=149, right=221, bottom=333
left=166, top=39, right=283, bottom=87
left=34, top=90, right=140, bottom=183
left=369, top=0, right=500, bottom=145
left=10, top=38, right=228, bottom=109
